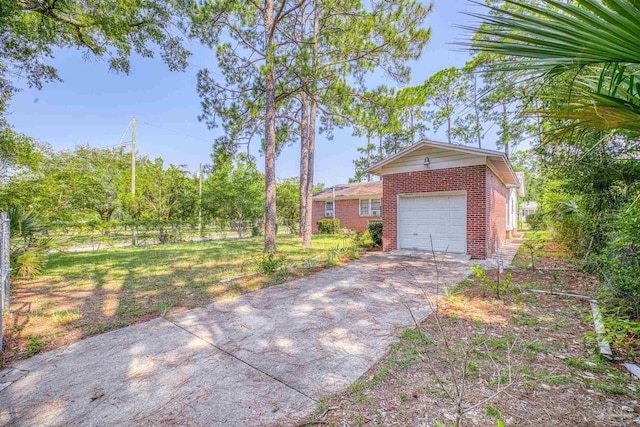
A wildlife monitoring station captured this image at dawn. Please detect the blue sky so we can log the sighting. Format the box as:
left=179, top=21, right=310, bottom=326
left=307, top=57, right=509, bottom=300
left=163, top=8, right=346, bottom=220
left=8, top=0, right=489, bottom=187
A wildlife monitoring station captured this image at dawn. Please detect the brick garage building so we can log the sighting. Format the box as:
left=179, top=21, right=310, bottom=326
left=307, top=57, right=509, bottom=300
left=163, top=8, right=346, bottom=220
left=311, top=181, right=382, bottom=233
left=367, top=140, right=522, bottom=259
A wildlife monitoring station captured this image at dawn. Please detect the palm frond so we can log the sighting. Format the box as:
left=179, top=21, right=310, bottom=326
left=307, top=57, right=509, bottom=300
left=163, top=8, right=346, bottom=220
left=467, top=0, right=640, bottom=133
left=538, top=64, right=640, bottom=133
left=467, top=0, right=640, bottom=72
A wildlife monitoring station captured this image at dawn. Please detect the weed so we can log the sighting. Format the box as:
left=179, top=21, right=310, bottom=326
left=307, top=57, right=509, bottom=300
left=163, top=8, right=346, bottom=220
left=550, top=271, right=563, bottom=294
left=544, top=375, right=574, bottom=385
left=521, top=233, right=546, bottom=270
left=472, top=335, right=516, bottom=351
left=154, top=301, right=174, bottom=317
left=565, top=357, right=608, bottom=373
left=525, top=342, right=548, bottom=354
left=488, top=373, right=510, bottom=387
left=597, top=311, right=640, bottom=352
left=511, top=311, right=541, bottom=327
left=588, top=380, right=628, bottom=396
left=26, top=336, right=44, bottom=357
left=302, top=258, right=319, bottom=269
left=486, top=405, right=501, bottom=418
left=116, top=300, right=144, bottom=319
left=399, top=328, right=431, bottom=345
left=50, top=309, right=83, bottom=325
left=471, top=264, right=513, bottom=300
left=254, top=252, right=286, bottom=275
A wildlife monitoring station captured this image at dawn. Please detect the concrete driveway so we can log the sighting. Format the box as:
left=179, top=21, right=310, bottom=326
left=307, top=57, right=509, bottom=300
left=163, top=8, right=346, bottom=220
left=0, top=252, right=472, bottom=426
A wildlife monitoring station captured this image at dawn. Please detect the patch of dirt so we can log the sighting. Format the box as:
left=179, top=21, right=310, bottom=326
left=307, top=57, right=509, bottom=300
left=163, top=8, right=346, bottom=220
left=304, top=248, right=640, bottom=427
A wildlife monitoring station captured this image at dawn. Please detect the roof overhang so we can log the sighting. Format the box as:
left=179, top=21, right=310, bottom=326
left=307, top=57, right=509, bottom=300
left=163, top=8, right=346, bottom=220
left=312, top=193, right=381, bottom=201
left=367, top=140, right=521, bottom=188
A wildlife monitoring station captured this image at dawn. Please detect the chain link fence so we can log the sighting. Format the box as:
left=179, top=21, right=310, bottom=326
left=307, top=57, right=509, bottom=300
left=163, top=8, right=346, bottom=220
left=46, top=220, right=294, bottom=252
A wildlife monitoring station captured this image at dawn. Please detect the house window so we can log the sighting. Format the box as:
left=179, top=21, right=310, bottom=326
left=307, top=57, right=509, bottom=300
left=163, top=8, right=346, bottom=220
left=371, top=199, right=381, bottom=216
left=360, top=199, right=381, bottom=216
left=325, top=201, right=334, bottom=217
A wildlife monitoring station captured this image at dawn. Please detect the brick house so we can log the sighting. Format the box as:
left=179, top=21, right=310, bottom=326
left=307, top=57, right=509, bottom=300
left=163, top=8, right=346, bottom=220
left=366, top=140, right=522, bottom=259
left=311, top=181, right=382, bottom=233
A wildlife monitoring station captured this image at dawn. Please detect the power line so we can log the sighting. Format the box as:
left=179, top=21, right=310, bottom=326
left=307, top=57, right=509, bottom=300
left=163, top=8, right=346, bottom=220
left=141, top=121, right=213, bottom=144
left=94, top=120, right=132, bottom=150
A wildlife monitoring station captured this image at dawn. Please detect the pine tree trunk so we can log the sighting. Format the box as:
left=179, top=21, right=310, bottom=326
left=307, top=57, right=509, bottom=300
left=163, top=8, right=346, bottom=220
left=302, top=5, right=319, bottom=249
left=299, top=93, right=309, bottom=239
left=304, top=97, right=316, bottom=248
left=264, top=0, right=277, bottom=253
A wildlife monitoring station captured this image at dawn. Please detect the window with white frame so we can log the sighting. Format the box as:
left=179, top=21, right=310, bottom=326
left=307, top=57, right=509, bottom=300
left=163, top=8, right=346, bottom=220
left=360, top=199, right=381, bottom=216
left=325, top=201, right=334, bottom=217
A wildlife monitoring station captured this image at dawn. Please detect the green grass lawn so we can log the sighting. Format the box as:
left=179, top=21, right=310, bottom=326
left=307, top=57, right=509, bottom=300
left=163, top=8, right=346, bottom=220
left=3, top=234, right=352, bottom=365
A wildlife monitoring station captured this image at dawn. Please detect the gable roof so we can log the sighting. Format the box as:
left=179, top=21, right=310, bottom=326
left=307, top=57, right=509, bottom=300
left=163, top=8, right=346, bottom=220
left=312, top=180, right=382, bottom=201
left=367, top=139, right=521, bottom=187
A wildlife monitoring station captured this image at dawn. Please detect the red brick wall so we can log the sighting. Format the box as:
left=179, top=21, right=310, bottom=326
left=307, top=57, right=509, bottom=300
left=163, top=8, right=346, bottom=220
left=381, top=165, right=488, bottom=259
left=486, top=168, right=508, bottom=255
left=311, top=199, right=381, bottom=233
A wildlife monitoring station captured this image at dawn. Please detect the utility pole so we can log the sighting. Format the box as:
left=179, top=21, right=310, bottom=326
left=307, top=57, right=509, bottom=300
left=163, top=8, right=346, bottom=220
left=131, top=117, right=137, bottom=196
left=198, top=163, right=203, bottom=237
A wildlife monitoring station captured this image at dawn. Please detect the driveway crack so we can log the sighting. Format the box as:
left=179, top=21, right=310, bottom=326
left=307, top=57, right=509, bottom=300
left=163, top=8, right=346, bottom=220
left=165, top=318, right=318, bottom=404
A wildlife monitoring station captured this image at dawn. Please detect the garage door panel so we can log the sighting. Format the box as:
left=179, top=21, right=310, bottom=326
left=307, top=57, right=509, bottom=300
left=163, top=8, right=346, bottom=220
left=449, top=225, right=466, bottom=234
left=450, top=210, right=466, bottom=221
left=398, top=194, right=467, bottom=253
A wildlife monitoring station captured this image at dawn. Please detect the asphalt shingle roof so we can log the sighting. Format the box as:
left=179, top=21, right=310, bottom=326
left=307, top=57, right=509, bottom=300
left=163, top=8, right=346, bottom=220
left=312, top=181, right=382, bottom=200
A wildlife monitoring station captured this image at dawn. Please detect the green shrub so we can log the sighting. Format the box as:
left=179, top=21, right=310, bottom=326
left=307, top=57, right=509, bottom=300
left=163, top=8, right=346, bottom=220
left=317, top=218, right=340, bottom=234
left=368, top=221, right=383, bottom=247
left=254, top=252, right=286, bottom=275
left=525, top=212, right=544, bottom=230
left=471, top=263, right=513, bottom=300
left=353, top=231, right=374, bottom=249
left=339, top=227, right=356, bottom=237
left=9, top=206, right=56, bottom=279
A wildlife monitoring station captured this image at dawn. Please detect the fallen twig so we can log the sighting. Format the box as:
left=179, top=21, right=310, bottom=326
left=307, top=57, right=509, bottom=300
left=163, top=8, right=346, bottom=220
left=296, top=406, right=339, bottom=426
left=525, top=289, right=592, bottom=300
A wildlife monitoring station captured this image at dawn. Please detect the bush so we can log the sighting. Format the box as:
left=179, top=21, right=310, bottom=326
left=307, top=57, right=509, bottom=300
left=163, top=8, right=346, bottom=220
left=9, top=206, right=56, bottom=279
left=525, top=212, right=544, bottom=231
left=353, top=230, right=374, bottom=249
left=339, top=227, right=355, bottom=237
left=317, top=218, right=340, bottom=234
left=597, top=200, right=640, bottom=319
left=367, top=221, right=383, bottom=247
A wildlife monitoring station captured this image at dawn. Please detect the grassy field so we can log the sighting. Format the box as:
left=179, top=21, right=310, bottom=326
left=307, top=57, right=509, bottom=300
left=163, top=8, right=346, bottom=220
left=52, top=224, right=295, bottom=250
left=2, top=234, right=354, bottom=365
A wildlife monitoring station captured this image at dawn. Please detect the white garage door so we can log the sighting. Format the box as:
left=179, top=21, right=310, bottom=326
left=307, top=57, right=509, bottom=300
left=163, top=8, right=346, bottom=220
left=398, top=193, right=467, bottom=253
